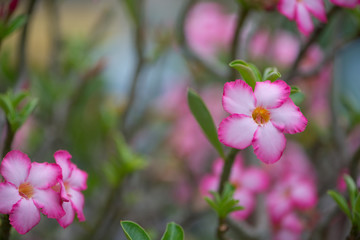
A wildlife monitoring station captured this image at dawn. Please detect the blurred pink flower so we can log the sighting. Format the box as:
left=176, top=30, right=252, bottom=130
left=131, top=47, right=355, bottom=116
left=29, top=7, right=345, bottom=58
left=185, top=2, right=236, bottom=58
left=336, top=169, right=349, bottom=192
left=0, top=150, right=64, bottom=234
left=200, top=155, right=269, bottom=220
left=277, top=0, right=327, bottom=36
left=0, top=0, right=18, bottom=20
left=330, top=0, right=359, bottom=8
left=54, top=150, right=88, bottom=228
left=218, top=80, right=307, bottom=164
left=249, top=30, right=299, bottom=68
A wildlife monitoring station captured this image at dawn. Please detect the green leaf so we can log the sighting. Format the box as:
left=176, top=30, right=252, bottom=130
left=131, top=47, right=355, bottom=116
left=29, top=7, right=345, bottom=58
left=290, top=92, right=304, bottom=106
left=328, top=190, right=352, bottom=220
left=344, top=175, right=357, bottom=210
left=248, top=63, right=262, bottom=82
left=121, top=221, right=151, bottom=240
left=187, top=89, right=225, bottom=159
left=229, top=60, right=258, bottom=89
left=2, top=15, right=27, bottom=39
left=263, top=67, right=281, bottom=82
left=161, top=222, right=184, bottom=240
left=0, top=94, right=14, bottom=116
left=12, top=91, right=29, bottom=108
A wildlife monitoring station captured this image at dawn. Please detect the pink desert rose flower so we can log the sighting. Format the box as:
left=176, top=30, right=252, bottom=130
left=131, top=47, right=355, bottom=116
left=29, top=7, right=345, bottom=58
left=218, top=80, right=307, bottom=164
left=330, top=0, right=359, bottom=8
left=277, top=0, right=327, bottom=36
left=54, top=150, right=88, bottom=228
left=0, top=150, right=65, bottom=234
left=200, top=156, right=269, bottom=220
left=185, top=2, right=236, bottom=58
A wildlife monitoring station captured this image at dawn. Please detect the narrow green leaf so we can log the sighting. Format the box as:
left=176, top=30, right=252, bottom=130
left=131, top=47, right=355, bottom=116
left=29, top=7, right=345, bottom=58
left=121, top=221, right=151, bottom=240
left=328, top=190, right=352, bottom=220
left=161, top=222, right=184, bottom=240
left=248, top=63, right=262, bottom=82
left=344, top=175, right=357, bottom=210
left=187, top=89, right=225, bottom=159
left=229, top=60, right=257, bottom=89
left=263, top=67, right=281, bottom=82
left=290, top=86, right=301, bottom=95
left=290, top=92, right=304, bottom=106
left=3, top=15, right=27, bottom=39
left=0, top=95, right=13, bottom=116
left=12, top=92, right=29, bottom=108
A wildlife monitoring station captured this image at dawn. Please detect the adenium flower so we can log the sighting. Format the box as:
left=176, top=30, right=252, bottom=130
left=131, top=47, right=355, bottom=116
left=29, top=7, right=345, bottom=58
left=218, top=80, right=307, bottom=164
left=54, top=150, right=87, bottom=228
left=200, top=155, right=269, bottom=220
left=185, top=2, right=236, bottom=59
left=0, top=150, right=65, bottom=234
left=277, top=0, right=327, bottom=36
left=330, top=0, right=360, bottom=8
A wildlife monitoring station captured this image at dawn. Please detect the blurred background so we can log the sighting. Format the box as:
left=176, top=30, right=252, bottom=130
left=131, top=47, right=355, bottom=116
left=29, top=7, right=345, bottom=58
left=0, top=0, right=360, bottom=239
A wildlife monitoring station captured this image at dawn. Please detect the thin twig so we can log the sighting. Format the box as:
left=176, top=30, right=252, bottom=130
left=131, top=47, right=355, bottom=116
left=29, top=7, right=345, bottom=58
left=16, top=0, right=38, bottom=88
left=121, top=0, right=146, bottom=139
left=285, top=6, right=340, bottom=83
left=228, top=6, right=249, bottom=81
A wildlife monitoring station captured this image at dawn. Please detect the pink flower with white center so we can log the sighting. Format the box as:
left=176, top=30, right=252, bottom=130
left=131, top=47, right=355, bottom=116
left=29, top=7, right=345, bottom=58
left=0, top=150, right=65, bottom=234
left=218, top=80, right=307, bottom=164
left=330, top=0, right=359, bottom=8
left=200, top=155, right=269, bottom=220
left=277, top=0, right=327, bottom=36
left=54, top=150, right=88, bottom=228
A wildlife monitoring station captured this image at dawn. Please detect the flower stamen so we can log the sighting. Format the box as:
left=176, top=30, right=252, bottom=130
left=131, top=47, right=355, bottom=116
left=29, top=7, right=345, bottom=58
left=19, top=182, right=34, bottom=199
left=252, top=107, right=271, bottom=125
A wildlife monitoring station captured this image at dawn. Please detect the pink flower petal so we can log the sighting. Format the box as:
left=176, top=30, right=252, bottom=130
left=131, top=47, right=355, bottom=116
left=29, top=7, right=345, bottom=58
left=277, top=0, right=297, bottom=20
left=330, top=0, right=358, bottom=8
left=60, top=182, right=70, bottom=202
left=68, top=188, right=85, bottom=221
left=67, top=165, right=88, bottom=191
left=27, top=162, right=62, bottom=189
left=281, top=213, right=304, bottom=233
left=200, top=175, right=219, bottom=196
left=252, top=123, right=286, bottom=164
left=218, top=114, right=258, bottom=149
left=54, top=150, right=73, bottom=180
left=0, top=150, right=31, bottom=187
left=222, top=80, right=255, bottom=115
left=231, top=189, right=255, bottom=220
left=295, top=3, right=314, bottom=36
left=32, top=188, right=65, bottom=219
left=270, top=98, right=308, bottom=134
left=266, top=190, right=292, bottom=222
left=290, top=180, right=317, bottom=209
left=303, top=0, right=327, bottom=22
left=254, top=80, right=290, bottom=109
left=9, top=199, right=40, bottom=234
left=57, top=201, right=75, bottom=228
left=0, top=183, right=21, bottom=214
left=242, top=167, right=269, bottom=193
left=274, top=229, right=301, bottom=240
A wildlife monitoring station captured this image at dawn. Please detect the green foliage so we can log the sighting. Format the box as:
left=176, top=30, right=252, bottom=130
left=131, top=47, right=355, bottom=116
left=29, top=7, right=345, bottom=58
left=103, top=133, right=147, bottom=186
left=290, top=86, right=305, bottom=106
left=161, top=222, right=184, bottom=240
left=0, top=15, right=27, bottom=41
left=328, top=175, right=360, bottom=230
left=204, top=183, right=244, bottom=219
left=120, top=221, right=184, bottom=240
left=121, top=221, right=151, bottom=240
left=0, top=90, right=38, bottom=132
left=187, top=88, right=225, bottom=159
left=229, top=60, right=261, bottom=89
left=263, top=67, right=281, bottom=82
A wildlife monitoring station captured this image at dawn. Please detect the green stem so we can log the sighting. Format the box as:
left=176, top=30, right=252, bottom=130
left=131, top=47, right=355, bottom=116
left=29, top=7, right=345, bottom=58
left=0, top=121, right=16, bottom=240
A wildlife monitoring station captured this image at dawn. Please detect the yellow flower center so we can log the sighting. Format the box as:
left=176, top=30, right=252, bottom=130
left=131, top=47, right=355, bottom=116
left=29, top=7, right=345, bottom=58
left=18, top=182, right=34, bottom=199
left=252, top=107, right=270, bottom=125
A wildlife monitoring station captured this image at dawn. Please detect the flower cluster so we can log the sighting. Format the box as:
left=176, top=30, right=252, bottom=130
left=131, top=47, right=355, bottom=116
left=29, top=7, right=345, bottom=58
left=265, top=143, right=318, bottom=240
left=200, top=155, right=269, bottom=220
left=218, top=80, right=307, bottom=164
left=0, top=150, right=87, bottom=234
